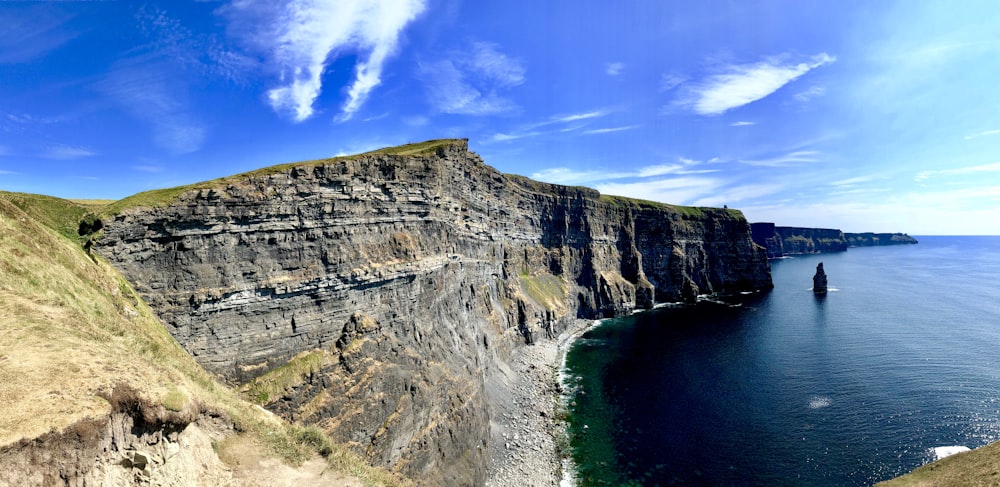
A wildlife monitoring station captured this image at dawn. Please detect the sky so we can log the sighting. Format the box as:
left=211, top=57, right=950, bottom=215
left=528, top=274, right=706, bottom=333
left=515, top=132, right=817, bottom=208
left=2, top=1, right=1000, bottom=234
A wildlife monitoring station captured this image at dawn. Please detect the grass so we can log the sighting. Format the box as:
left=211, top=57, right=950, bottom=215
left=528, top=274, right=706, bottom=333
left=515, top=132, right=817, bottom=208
left=0, top=191, right=94, bottom=241
left=101, top=139, right=465, bottom=215
left=599, top=194, right=744, bottom=218
left=0, top=196, right=407, bottom=485
left=876, top=442, right=1000, bottom=486
left=519, top=273, right=567, bottom=311
left=240, top=349, right=327, bottom=406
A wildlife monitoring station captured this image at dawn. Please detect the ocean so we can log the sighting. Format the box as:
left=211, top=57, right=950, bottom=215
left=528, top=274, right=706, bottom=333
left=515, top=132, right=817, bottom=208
left=563, top=236, right=1000, bottom=486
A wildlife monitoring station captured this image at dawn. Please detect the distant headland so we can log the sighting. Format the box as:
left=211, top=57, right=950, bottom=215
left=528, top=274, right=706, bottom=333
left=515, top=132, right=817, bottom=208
left=750, top=222, right=917, bottom=259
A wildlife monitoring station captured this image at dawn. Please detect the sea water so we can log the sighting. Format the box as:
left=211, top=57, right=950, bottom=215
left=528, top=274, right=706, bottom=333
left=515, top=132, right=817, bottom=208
left=563, top=236, right=1000, bottom=486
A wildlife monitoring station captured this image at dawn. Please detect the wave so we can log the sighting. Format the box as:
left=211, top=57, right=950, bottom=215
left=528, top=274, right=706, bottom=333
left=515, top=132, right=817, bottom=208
left=931, top=445, right=970, bottom=460
left=808, top=396, right=832, bottom=409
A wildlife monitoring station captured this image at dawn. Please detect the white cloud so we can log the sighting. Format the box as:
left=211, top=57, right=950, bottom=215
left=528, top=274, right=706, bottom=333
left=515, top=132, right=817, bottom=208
left=731, top=121, right=755, bottom=127
left=44, top=145, right=95, bottom=160
left=595, top=177, right=723, bottom=206
left=0, top=169, right=15, bottom=175
left=226, top=0, right=425, bottom=122
left=605, top=62, right=625, bottom=77
left=691, top=183, right=787, bottom=207
left=493, top=131, right=541, bottom=142
left=531, top=161, right=717, bottom=185
left=421, top=41, right=524, bottom=115
left=739, top=150, right=822, bottom=167
left=550, top=111, right=605, bottom=124
left=583, top=125, right=639, bottom=135
left=915, top=162, right=1000, bottom=181
left=531, top=167, right=634, bottom=185
left=964, top=129, right=1000, bottom=140
left=793, top=85, right=827, bottom=102
left=680, top=53, right=835, bottom=115
left=830, top=174, right=880, bottom=186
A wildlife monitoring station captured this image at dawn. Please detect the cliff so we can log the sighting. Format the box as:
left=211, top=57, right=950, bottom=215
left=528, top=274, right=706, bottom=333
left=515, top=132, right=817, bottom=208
left=93, top=139, right=773, bottom=485
left=0, top=194, right=403, bottom=486
left=845, top=232, right=918, bottom=247
left=749, top=223, right=848, bottom=257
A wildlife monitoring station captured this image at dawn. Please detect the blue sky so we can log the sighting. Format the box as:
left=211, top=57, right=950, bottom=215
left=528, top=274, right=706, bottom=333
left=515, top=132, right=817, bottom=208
left=2, top=1, right=1000, bottom=234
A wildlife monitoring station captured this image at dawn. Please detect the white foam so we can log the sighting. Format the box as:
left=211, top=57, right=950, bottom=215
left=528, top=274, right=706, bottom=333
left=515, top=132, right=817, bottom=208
left=932, top=446, right=970, bottom=460
left=808, top=396, right=831, bottom=409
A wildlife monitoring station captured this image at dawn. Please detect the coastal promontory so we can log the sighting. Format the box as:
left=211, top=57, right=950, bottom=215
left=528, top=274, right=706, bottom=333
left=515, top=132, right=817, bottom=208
left=89, top=139, right=773, bottom=485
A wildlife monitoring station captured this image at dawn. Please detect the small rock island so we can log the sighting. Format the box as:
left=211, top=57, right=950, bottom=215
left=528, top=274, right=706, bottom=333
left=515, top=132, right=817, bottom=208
left=813, top=262, right=828, bottom=294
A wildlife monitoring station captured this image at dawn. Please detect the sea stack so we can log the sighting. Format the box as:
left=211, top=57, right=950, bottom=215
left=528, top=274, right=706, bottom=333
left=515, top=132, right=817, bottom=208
left=813, top=262, right=828, bottom=294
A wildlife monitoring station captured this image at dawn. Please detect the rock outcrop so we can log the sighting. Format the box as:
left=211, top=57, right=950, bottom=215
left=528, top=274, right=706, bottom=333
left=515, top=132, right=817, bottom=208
left=0, top=385, right=234, bottom=487
left=845, top=232, right=918, bottom=247
left=749, top=224, right=848, bottom=257
left=813, top=262, right=828, bottom=294
left=94, top=139, right=773, bottom=485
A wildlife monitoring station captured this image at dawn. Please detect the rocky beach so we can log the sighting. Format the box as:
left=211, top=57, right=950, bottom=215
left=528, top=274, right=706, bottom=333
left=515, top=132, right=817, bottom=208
left=486, top=318, right=598, bottom=487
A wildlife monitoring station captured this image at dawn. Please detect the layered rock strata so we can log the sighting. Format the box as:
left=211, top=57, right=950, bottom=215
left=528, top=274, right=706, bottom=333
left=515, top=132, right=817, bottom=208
left=95, top=139, right=772, bottom=485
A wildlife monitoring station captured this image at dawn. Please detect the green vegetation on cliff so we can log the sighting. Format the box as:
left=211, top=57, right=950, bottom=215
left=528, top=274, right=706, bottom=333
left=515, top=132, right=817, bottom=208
left=876, top=443, right=1000, bottom=486
left=0, top=195, right=408, bottom=485
left=103, top=139, right=465, bottom=215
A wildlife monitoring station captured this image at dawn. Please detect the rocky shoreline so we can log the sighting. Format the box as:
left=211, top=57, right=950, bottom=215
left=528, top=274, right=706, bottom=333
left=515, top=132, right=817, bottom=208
left=486, top=319, right=598, bottom=487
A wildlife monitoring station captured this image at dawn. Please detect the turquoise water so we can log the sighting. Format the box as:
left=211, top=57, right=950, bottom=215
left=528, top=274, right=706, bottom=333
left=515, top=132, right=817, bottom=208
left=564, top=237, right=1000, bottom=486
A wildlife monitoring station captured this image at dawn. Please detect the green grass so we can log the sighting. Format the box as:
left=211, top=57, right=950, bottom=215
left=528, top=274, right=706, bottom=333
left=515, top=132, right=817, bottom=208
left=599, top=194, right=744, bottom=218
left=100, top=139, right=465, bottom=216
left=240, top=349, right=327, bottom=406
left=0, top=191, right=93, bottom=241
left=519, top=273, right=567, bottom=311
left=876, top=442, right=1000, bottom=486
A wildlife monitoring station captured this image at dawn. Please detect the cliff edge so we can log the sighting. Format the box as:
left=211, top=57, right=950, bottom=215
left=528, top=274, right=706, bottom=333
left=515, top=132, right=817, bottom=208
left=93, top=139, right=773, bottom=485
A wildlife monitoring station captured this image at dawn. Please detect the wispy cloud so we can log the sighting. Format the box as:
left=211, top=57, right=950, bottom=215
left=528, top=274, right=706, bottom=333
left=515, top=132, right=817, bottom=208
left=550, top=111, right=605, bottom=124
left=0, top=169, right=15, bottom=175
left=137, top=5, right=257, bottom=85
left=530, top=167, right=635, bottom=185
left=0, top=7, right=77, bottom=64
left=595, top=177, right=723, bottom=206
left=964, top=129, right=1000, bottom=140
left=531, top=158, right=716, bottom=185
left=224, top=0, right=425, bottom=122
left=132, top=165, right=163, bottom=173
left=605, top=62, right=625, bottom=77
left=679, top=53, right=835, bottom=115
left=915, top=162, right=1000, bottom=181
left=421, top=41, right=524, bottom=115
left=830, top=174, right=880, bottom=186
left=659, top=73, right=686, bottom=92
left=691, top=182, right=787, bottom=207
left=43, top=145, right=94, bottom=160
left=583, top=125, right=639, bottom=135
left=489, top=110, right=608, bottom=142
left=793, top=85, right=827, bottom=102
left=731, top=121, right=755, bottom=127
left=740, top=150, right=823, bottom=167
left=99, top=57, right=206, bottom=154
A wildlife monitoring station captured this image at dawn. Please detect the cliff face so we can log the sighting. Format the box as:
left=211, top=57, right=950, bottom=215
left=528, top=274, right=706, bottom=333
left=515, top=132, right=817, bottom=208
left=95, top=140, right=772, bottom=485
left=845, top=232, right=918, bottom=247
left=750, top=223, right=848, bottom=257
